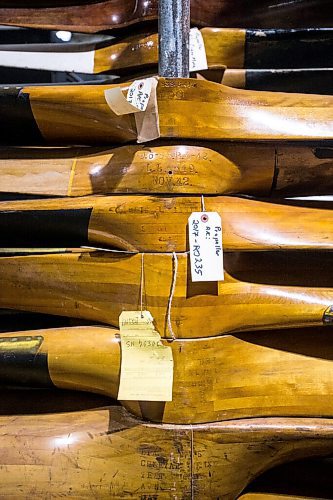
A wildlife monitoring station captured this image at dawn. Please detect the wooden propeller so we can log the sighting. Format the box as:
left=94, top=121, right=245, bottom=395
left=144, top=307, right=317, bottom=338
left=3, top=325, right=333, bottom=424
left=0, top=0, right=331, bottom=32
left=2, top=78, right=333, bottom=145
left=1, top=251, right=333, bottom=338
left=2, top=195, right=333, bottom=252
left=1, top=143, right=333, bottom=198
left=0, top=396, right=333, bottom=499
left=1, top=28, right=332, bottom=74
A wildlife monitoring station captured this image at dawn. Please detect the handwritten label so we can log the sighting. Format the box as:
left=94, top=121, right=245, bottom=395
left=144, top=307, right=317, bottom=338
left=189, top=28, right=208, bottom=72
left=188, top=212, right=224, bottom=282
left=104, top=77, right=160, bottom=142
left=127, top=78, right=153, bottom=112
left=104, top=77, right=154, bottom=115
left=117, top=311, right=173, bottom=401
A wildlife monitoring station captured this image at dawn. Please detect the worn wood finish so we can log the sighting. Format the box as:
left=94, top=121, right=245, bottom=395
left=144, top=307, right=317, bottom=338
left=1, top=143, right=333, bottom=198
left=4, top=325, right=333, bottom=423
left=3, top=79, right=333, bottom=145
left=0, top=0, right=331, bottom=32
left=0, top=403, right=333, bottom=499
left=1, top=251, right=333, bottom=338
left=3, top=195, right=333, bottom=252
left=3, top=28, right=333, bottom=74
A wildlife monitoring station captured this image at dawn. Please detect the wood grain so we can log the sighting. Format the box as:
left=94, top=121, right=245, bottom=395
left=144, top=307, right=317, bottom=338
left=0, top=0, right=159, bottom=33
left=18, top=78, right=333, bottom=144
left=0, top=401, right=333, bottom=499
left=2, top=195, right=333, bottom=252
left=4, top=28, right=332, bottom=75
left=94, top=28, right=333, bottom=74
left=1, top=143, right=333, bottom=198
left=0, top=0, right=331, bottom=32
left=97, top=28, right=244, bottom=74
left=3, top=325, right=333, bottom=424
left=0, top=251, right=333, bottom=338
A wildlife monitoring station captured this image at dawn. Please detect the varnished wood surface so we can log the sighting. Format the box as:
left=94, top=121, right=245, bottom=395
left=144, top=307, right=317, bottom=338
left=3, top=28, right=333, bottom=74
left=0, top=0, right=159, bottom=33
left=0, top=0, right=332, bottom=32
left=4, top=325, right=333, bottom=424
left=1, top=251, right=333, bottom=338
left=3, top=195, right=333, bottom=252
left=4, top=79, right=333, bottom=144
left=1, top=143, right=333, bottom=198
left=0, top=402, right=333, bottom=499
left=0, top=143, right=273, bottom=197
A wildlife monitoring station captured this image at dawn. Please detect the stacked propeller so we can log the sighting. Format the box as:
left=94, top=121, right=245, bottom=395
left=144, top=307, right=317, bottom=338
left=0, top=1, right=333, bottom=498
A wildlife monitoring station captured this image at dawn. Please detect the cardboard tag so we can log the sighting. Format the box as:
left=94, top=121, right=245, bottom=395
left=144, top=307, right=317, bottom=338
left=188, top=212, right=224, bottom=282
left=189, top=28, right=208, bottom=72
left=117, top=311, right=173, bottom=401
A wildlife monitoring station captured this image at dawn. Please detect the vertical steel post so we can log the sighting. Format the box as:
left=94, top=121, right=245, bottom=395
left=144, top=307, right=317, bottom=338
left=158, top=0, right=190, bottom=78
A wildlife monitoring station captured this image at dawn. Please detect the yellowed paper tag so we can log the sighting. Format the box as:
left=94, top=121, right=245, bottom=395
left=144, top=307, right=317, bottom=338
left=119, top=310, right=155, bottom=330
left=117, top=311, right=173, bottom=401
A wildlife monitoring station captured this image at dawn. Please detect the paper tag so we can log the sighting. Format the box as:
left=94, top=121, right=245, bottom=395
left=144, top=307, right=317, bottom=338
left=104, top=78, right=154, bottom=116
left=135, top=78, right=160, bottom=143
left=118, top=311, right=173, bottom=401
left=188, top=212, right=224, bottom=282
left=104, top=77, right=160, bottom=143
left=119, top=310, right=155, bottom=330
left=127, top=78, right=153, bottom=111
left=189, top=28, right=208, bottom=72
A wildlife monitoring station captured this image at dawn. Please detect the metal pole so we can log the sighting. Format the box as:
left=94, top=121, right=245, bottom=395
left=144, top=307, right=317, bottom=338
left=158, top=0, right=190, bottom=78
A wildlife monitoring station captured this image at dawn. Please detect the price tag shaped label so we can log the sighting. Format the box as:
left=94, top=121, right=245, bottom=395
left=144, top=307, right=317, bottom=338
left=189, top=28, right=208, bottom=72
left=118, top=311, right=174, bottom=402
left=188, top=212, right=224, bottom=282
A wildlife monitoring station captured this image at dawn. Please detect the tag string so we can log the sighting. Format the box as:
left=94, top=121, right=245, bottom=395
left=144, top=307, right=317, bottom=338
left=166, top=252, right=178, bottom=341
left=201, top=195, right=206, bottom=212
left=140, top=253, right=144, bottom=317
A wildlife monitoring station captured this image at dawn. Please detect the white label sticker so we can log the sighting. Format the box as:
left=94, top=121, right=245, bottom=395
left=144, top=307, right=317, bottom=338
left=127, top=78, right=153, bottom=112
left=188, top=212, right=224, bottom=282
left=189, top=28, right=208, bottom=72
